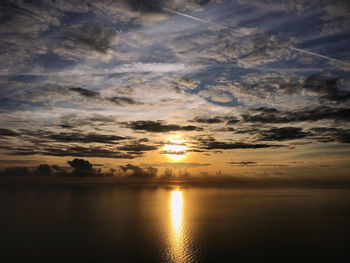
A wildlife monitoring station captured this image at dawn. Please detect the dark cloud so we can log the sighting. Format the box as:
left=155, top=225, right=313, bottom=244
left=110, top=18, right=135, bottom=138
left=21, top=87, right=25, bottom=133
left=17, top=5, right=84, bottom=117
left=42, top=146, right=136, bottom=159
left=0, top=128, right=19, bottom=136
left=8, top=145, right=136, bottom=159
left=48, top=132, right=126, bottom=144
left=229, top=161, right=258, bottom=166
left=121, top=0, right=212, bottom=13
left=120, top=164, right=157, bottom=177
left=0, top=159, right=44, bottom=165
left=68, top=158, right=92, bottom=169
left=192, top=116, right=240, bottom=125
left=69, top=87, right=100, bottom=98
left=50, top=22, right=119, bottom=60
left=214, top=127, right=236, bottom=132
left=193, top=116, right=225, bottom=124
left=59, top=124, right=74, bottom=129
left=243, top=106, right=350, bottom=123
left=68, top=158, right=94, bottom=177
left=122, top=0, right=166, bottom=13
left=107, top=96, right=139, bottom=105
left=239, top=72, right=297, bottom=98
left=204, top=141, right=283, bottom=150
left=0, top=167, right=31, bottom=176
left=18, top=129, right=126, bottom=144
left=8, top=149, right=38, bottom=156
left=117, top=143, right=157, bottom=152
left=237, top=71, right=350, bottom=103
left=311, top=127, right=350, bottom=144
left=59, top=114, right=118, bottom=129
left=63, top=24, right=118, bottom=54
left=259, top=127, right=311, bottom=141
left=300, top=72, right=350, bottom=103
left=229, top=161, right=287, bottom=167
left=0, top=0, right=60, bottom=69
left=123, top=120, right=203, bottom=133
left=226, top=117, right=240, bottom=125
left=197, top=137, right=283, bottom=150
left=36, top=164, right=52, bottom=176
left=2, top=129, right=158, bottom=158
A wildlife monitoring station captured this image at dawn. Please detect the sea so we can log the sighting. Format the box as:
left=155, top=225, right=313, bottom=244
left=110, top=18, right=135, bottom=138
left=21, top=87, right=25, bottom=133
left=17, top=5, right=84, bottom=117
left=1, top=185, right=349, bottom=262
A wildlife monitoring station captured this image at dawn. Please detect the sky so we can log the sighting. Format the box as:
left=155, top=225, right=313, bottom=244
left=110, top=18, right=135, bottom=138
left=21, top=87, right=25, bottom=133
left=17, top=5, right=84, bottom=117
left=0, top=0, right=349, bottom=179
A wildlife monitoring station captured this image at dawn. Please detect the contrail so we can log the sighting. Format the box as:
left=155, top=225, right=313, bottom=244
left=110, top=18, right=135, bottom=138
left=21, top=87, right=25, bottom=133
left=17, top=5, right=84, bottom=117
left=161, top=7, right=350, bottom=67
left=290, top=47, right=350, bottom=66
left=161, top=7, right=244, bottom=36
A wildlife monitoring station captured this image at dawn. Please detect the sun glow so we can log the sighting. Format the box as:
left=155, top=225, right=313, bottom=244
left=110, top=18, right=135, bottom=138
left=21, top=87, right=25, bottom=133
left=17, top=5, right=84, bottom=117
left=164, top=139, right=187, bottom=161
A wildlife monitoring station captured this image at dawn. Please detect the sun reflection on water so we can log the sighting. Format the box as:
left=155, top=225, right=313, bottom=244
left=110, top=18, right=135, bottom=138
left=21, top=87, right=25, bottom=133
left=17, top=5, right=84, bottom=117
left=171, top=190, right=183, bottom=236
left=168, top=190, right=188, bottom=262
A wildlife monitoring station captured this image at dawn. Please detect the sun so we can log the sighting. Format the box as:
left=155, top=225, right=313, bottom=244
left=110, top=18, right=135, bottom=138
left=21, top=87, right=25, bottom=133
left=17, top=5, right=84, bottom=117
left=164, top=139, right=187, bottom=161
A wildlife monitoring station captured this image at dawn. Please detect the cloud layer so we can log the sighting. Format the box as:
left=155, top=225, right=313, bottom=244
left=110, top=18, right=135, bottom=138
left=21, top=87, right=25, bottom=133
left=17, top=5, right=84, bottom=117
left=0, top=0, right=349, bottom=177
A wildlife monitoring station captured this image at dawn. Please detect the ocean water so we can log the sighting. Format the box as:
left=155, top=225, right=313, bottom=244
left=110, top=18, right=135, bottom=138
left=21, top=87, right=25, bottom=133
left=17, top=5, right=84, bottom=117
left=0, top=186, right=349, bottom=262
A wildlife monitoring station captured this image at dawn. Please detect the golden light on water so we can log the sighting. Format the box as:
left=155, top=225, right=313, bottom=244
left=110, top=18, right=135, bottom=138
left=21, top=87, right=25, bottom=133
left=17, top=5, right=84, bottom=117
left=168, top=190, right=187, bottom=262
left=171, top=190, right=183, bottom=234
left=164, top=139, right=187, bottom=161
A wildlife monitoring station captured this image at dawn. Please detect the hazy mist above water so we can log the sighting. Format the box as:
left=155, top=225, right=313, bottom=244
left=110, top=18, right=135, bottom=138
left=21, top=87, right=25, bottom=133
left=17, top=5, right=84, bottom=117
left=1, top=186, right=349, bottom=262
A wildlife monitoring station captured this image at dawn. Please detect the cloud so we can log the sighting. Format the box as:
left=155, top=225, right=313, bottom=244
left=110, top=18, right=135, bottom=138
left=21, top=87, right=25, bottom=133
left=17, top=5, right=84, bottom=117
left=226, top=117, right=240, bottom=125
left=192, top=116, right=225, bottom=124
left=9, top=63, right=194, bottom=77
left=107, top=96, right=140, bottom=105
left=0, top=159, right=44, bottom=165
left=192, top=115, right=240, bottom=126
left=0, top=0, right=350, bottom=173
left=236, top=0, right=323, bottom=14
left=120, top=163, right=158, bottom=177
left=37, top=146, right=136, bottom=159
left=199, top=86, right=234, bottom=103
left=59, top=114, right=118, bottom=129
left=259, top=127, right=311, bottom=141
left=117, top=143, right=158, bottom=152
left=36, top=164, right=52, bottom=176
left=48, top=132, right=126, bottom=144
left=0, top=128, right=19, bottom=136
left=54, top=23, right=119, bottom=60
left=229, top=161, right=288, bottom=167
left=236, top=34, right=293, bottom=68
left=243, top=106, right=350, bottom=123
left=120, top=0, right=214, bottom=14
left=233, top=71, right=299, bottom=104
left=123, top=120, right=203, bottom=132
left=300, top=72, right=350, bottom=103
left=218, top=71, right=350, bottom=106
left=68, top=158, right=94, bottom=176
left=0, top=167, right=31, bottom=176
left=2, top=128, right=160, bottom=158
left=17, top=129, right=126, bottom=144
left=322, top=1, right=350, bottom=33
left=311, top=127, right=350, bottom=144
left=229, top=161, right=258, bottom=166
left=197, top=137, right=284, bottom=150
left=68, top=87, right=100, bottom=98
